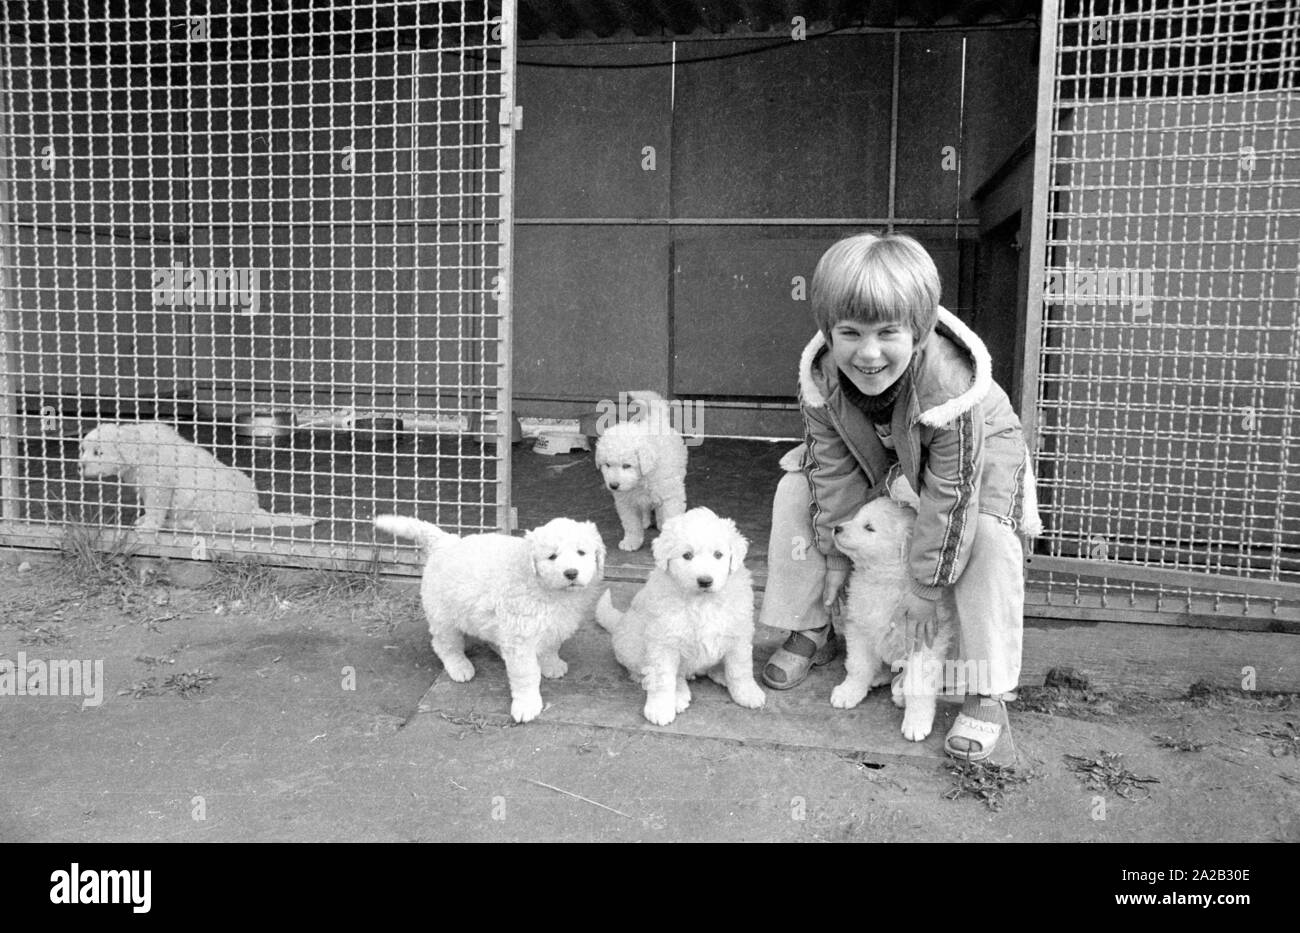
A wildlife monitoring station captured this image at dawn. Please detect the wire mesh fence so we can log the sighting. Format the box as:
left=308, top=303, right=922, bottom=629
left=1026, top=0, right=1300, bottom=624
left=0, top=1, right=515, bottom=573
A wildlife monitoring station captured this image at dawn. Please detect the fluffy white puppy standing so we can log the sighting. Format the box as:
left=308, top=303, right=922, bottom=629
left=375, top=515, right=605, bottom=724
left=594, top=393, right=688, bottom=551
left=829, top=480, right=957, bottom=741
left=596, top=507, right=765, bottom=725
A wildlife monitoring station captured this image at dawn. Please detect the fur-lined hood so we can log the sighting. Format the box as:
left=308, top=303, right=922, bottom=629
left=797, top=306, right=993, bottom=428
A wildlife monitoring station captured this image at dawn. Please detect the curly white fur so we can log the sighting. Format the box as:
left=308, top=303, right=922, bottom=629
left=78, top=421, right=316, bottom=533
left=375, top=514, right=606, bottom=724
left=594, top=399, right=688, bottom=551
left=596, top=507, right=764, bottom=725
left=830, top=481, right=958, bottom=741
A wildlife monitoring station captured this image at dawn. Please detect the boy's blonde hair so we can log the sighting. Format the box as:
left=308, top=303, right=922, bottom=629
left=811, top=233, right=941, bottom=342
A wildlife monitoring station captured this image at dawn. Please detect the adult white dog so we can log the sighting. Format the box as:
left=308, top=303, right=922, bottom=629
left=79, top=421, right=315, bottom=532
left=594, top=393, right=688, bottom=551
left=596, top=507, right=764, bottom=725
left=374, top=514, right=605, bottom=723
left=829, top=479, right=958, bottom=741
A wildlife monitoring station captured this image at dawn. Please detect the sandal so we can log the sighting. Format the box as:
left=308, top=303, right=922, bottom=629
left=944, top=697, right=1008, bottom=761
left=762, top=625, right=837, bottom=690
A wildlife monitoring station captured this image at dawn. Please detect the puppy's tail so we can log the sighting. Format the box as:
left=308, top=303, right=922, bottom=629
left=595, top=590, right=623, bottom=632
left=246, top=509, right=317, bottom=529
left=374, top=514, right=452, bottom=549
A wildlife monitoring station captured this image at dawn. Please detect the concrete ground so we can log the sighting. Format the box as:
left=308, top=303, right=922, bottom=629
left=3, top=548, right=1298, bottom=844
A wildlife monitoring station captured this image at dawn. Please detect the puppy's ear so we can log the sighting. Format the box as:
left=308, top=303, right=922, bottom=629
left=887, top=474, right=920, bottom=512
left=522, top=528, right=543, bottom=577
left=651, top=527, right=675, bottom=572
left=636, top=445, right=657, bottom=475
left=580, top=522, right=606, bottom=576
left=726, top=519, right=749, bottom=572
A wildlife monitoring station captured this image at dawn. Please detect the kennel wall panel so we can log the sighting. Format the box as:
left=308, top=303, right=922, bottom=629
left=670, top=231, right=963, bottom=398
left=671, top=36, right=893, bottom=220
left=513, top=42, right=670, bottom=221
left=957, top=28, right=1040, bottom=206
left=893, top=32, right=967, bottom=221
left=511, top=223, right=670, bottom=399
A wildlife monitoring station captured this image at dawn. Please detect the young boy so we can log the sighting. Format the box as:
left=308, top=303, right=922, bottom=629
left=759, top=232, right=1040, bottom=760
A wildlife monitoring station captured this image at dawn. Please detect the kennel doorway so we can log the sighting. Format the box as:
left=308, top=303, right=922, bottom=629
left=0, top=1, right=519, bottom=573
left=1021, top=0, right=1300, bottom=629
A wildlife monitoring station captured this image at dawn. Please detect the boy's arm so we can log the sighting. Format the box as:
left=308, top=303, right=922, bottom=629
left=802, top=403, right=873, bottom=574
left=909, top=405, right=985, bottom=598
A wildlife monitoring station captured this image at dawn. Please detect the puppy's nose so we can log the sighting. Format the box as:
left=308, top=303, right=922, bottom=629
left=608, top=482, right=619, bottom=490
left=563, top=568, right=578, bottom=581
left=696, top=575, right=713, bottom=589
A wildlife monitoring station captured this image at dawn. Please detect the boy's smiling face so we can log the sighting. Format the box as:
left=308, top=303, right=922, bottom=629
left=829, top=319, right=916, bottom=397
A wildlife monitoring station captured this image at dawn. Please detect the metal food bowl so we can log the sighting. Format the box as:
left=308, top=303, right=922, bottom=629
left=234, top=411, right=297, bottom=444
left=351, top=416, right=407, bottom=449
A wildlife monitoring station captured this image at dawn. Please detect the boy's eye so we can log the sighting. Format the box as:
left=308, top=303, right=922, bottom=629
left=682, top=551, right=694, bottom=561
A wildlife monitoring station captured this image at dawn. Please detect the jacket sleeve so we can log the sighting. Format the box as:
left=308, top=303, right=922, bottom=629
left=909, top=405, right=984, bottom=597
left=801, top=402, right=874, bottom=574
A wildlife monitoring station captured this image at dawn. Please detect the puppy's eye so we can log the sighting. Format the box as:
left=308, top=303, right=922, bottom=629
left=682, top=551, right=693, bottom=561
left=621, top=463, right=631, bottom=469
left=577, top=550, right=586, bottom=556
left=864, top=523, right=875, bottom=532
left=713, top=550, right=723, bottom=559
left=548, top=554, right=558, bottom=561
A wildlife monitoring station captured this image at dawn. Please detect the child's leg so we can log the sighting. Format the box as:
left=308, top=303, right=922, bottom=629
left=951, top=514, right=1024, bottom=697
left=946, top=514, right=1024, bottom=758
left=757, top=472, right=831, bottom=633
left=759, top=472, right=837, bottom=690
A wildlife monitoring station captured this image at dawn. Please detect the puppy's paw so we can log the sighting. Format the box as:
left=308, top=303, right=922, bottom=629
left=830, top=681, right=869, bottom=709
left=539, top=656, right=568, bottom=679
left=618, top=535, right=644, bottom=551
left=511, top=692, right=544, bottom=724
left=441, top=656, right=475, bottom=682
left=643, top=695, right=678, bottom=726
left=729, top=680, right=766, bottom=709
left=900, top=703, right=936, bottom=742
left=675, top=684, right=692, bottom=714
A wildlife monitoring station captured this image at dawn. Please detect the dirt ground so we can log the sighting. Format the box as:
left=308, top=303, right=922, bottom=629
left=2, top=546, right=1298, bottom=844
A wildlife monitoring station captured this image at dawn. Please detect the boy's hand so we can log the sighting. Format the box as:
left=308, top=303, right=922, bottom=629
left=900, top=591, right=939, bottom=654
left=822, top=568, right=848, bottom=609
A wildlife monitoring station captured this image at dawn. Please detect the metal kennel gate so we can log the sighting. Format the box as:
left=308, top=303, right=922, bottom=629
left=0, top=1, right=518, bottom=572
left=1021, top=0, right=1300, bottom=627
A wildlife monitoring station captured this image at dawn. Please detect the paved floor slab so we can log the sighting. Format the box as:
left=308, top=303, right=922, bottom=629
left=413, top=582, right=1016, bottom=762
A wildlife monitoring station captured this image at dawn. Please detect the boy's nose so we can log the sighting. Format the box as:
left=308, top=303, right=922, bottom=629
left=833, top=524, right=843, bottom=534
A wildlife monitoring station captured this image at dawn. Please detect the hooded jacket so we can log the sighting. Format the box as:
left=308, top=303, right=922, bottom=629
left=793, top=306, right=1040, bottom=598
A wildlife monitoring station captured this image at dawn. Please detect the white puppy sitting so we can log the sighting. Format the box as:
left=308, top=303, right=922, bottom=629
left=830, top=480, right=958, bottom=741
left=594, top=394, right=688, bottom=551
left=596, top=507, right=765, bottom=725
left=375, top=515, right=605, bottom=724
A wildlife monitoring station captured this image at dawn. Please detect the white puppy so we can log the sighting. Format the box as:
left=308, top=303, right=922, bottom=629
left=829, top=481, right=957, bottom=741
left=594, top=395, right=688, bottom=551
left=79, top=421, right=315, bottom=532
left=375, top=515, right=605, bottom=723
left=596, top=507, right=764, bottom=725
